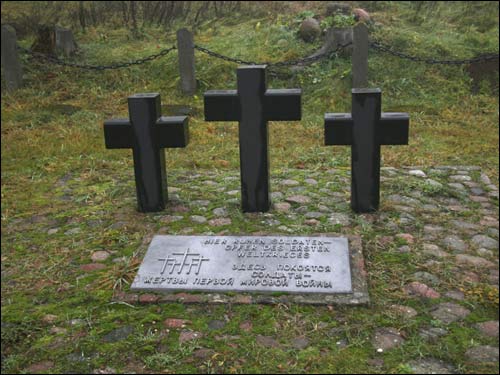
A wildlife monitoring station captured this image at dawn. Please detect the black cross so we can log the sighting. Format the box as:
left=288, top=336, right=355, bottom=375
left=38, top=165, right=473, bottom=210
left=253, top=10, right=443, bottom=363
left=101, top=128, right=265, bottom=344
left=204, top=65, right=301, bottom=212
left=324, top=88, right=409, bottom=213
left=104, top=93, right=189, bottom=212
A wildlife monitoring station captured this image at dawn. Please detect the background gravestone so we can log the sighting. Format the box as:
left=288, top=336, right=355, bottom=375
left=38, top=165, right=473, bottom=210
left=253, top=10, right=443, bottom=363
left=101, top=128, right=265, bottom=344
left=1, top=25, right=23, bottom=91
left=55, top=27, right=78, bottom=57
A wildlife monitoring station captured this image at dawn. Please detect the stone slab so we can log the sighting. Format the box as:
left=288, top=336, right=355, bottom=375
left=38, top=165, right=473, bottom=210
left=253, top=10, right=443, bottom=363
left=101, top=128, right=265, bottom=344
left=129, top=235, right=369, bottom=305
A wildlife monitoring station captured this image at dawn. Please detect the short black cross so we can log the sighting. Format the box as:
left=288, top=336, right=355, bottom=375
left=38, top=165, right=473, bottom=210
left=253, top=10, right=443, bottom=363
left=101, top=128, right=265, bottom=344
left=104, top=93, right=189, bottom=212
left=324, top=88, right=409, bottom=213
left=204, top=65, right=301, bottom=212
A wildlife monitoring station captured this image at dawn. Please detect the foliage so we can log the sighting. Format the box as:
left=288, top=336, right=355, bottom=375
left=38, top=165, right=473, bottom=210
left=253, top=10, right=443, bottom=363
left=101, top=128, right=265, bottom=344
left=320, top=14, right=356, bottom=31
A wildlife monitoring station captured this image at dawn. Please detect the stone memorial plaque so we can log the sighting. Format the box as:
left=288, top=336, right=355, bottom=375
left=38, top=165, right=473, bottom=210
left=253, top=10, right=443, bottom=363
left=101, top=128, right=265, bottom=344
left=131, top=235, right=352, bottom=294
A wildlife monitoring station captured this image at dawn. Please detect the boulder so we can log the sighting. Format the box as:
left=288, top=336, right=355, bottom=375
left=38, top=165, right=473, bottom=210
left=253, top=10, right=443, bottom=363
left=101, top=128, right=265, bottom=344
left=299, top=17, right=321, bottom=42
left=353, top=8, right=371, bottom=23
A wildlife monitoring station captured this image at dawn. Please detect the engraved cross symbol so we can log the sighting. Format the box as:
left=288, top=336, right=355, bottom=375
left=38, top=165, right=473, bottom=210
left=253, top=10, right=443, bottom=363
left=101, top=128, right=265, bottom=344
left=158, top=248, right=209, bottom=275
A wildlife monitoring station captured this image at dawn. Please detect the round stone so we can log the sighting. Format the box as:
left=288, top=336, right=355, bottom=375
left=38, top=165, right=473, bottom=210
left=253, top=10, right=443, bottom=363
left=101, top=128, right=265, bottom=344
left=409, top=169, right=427, bottom=177
left=471, top=235, right=498, bottom=250
left=442, top=235, right=467, bottom=253
left=190, top=215, right=207, bottom=224
left=91, top=251, right=110, bottom=262
left=430, top=303, right=470, bottom=324
left=298, top=17, right=321, bottom=42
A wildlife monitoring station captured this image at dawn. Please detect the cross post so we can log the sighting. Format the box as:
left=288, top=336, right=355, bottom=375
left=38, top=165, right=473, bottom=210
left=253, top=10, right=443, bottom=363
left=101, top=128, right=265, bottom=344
left=204, top=65, right=301, bottom=212
left=324, top=88, right=409, bottom=212
left=104, top=93, right=189, bottom=212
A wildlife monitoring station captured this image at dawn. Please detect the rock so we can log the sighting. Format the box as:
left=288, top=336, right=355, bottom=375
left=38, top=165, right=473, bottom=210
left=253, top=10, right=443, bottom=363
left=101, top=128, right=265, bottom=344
left=139, top=294, right=159, bottom=304
left=305, top=211, right=324, bottom=219
left=328, top=213, right=351, bottom=226
left=161, top=215, right=183, bottom=223
left=102, top=326, right=134, bottom=342
left=274, top=202, right=291, bottom=212
left=305, top=219, right=320, bottom=226
left=179, top=330, right=203, bottom=344
left=305, top=178, right=318, bottom=185
left=270, top=192, right=283, bottom=200
left=475, top=321, right=499, bottom=338
left=164, top=318, right=190, bottom=329
left=208, top=320, right=226, bottom=330
left=425, top=179, right=443, bottom=189
left=407, top=358, right=457, bottom=374
left=442, top=235, right=467, bottom=253
left=193, top=348, right=215, bottom=360
left=91, top=251, right=110, bottom=262
left=256, top=335, right=280, bottom=348
left=409, top=169, right=427, bottom=177
left=456, top=254, right=495, bottom=268
left=419, top=327, right=448, bottom=342
left=212, top=207, right=228, bottom=217
left=471, top=235, right=498, bottom=250
left=281, top=179, right=300, bottom=186
left=422, top=244, right=449, bottom=258
left=208, top=218, right=232, bottom=227
left=444, top=290, right=465, bottom=300
left=80, top=263, right=106, bottom=272
left=450, top=174, right=471, bottom=182
left=413, top=272, right=440, bottom=286
left=286, top=195, right=311, bottom=204
left=299, top=18, right=321, bottom=42
left=42, top=314, right=58, bottom=324
left=448, top=182, right=466, bottom=191
left=396, top=233, right=414, bottom=244
left=239, top=321, right=253, bottom=332
left=404, top=282, right=440, bottom=299
left=190, top=215, right=207, bottom=224
left=47, top=228, right=59, bottom=235
left=430, top=303, right=470, bottom=324
left=25, top=361, right=55, bottom=373
left=65, top=227, right=81, bottom=235
left=372, top=328, right=405, bottom=352
left=353, top=8, right=371, bottom=23
left=465, top=346, right=499, bottom=363
left=292, top=336, right=309, bottom=350
left=389, top=305, right=418, bottom=318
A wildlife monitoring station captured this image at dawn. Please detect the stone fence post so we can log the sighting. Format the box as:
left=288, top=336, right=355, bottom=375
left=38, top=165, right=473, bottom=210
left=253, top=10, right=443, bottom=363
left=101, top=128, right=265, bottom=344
left=1, top=25, right=23, bottom=92
left=352, top=23, right=368, bottom=88
left=177, top=28, right=196, bottom=95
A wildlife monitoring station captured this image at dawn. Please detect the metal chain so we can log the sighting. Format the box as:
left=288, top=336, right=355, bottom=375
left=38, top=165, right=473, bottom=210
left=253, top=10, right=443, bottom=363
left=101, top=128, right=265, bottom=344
left=18, top=45, right=177, bottom=70
left=194, top=42, right=352, bottom=67
left=370, top=40, right=499, bottom=65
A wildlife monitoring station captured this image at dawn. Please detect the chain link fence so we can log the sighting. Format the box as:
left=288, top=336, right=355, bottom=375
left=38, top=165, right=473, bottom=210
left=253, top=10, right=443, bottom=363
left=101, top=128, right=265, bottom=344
left=193, top=42, right=353, bottom=67
left=369, top=40, right=499, bottom=65
left=18, top=45, right=177, bottom=70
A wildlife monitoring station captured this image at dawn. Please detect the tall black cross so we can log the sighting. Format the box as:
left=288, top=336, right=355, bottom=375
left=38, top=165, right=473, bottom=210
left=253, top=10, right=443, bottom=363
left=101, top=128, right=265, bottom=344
left=104, top=93, right=189, bottom=212
left=204, top=65, right=301, bottom=212
left=324, top=88, right=409, bottom=213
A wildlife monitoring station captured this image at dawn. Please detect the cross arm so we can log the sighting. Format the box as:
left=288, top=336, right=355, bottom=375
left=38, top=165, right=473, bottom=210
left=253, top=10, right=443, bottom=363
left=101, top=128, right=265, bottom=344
left=156, top=116, right=189, bottom=148
left=379, top=113, right=409, bottom=145
left=264, top=89, right=302, bottom=121
left=324, top=113, right=353, bottom=145
left=204, top=90, right=240, bottom=121
left=104, top=118, right=133, bottom=149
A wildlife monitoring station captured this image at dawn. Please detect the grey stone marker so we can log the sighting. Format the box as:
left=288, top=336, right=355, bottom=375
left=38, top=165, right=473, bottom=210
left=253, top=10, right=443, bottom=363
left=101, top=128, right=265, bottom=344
left=132, top=235, right=353, bottom=294
left=352, top=23, right=368, bottom=88
left=55, top=27, right=78, bottom=57
left=1, top=25, right=23, bottom=91
left=177, top=28, right=196, bottom=95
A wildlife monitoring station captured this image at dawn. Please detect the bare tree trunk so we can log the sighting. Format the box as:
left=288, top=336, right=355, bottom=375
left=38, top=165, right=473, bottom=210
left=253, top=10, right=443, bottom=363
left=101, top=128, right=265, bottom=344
left=130, top=0, right=138, bottom=36
left=79, top=1, right=86, bottom=32
left=121, top=1, right=129, bottom=26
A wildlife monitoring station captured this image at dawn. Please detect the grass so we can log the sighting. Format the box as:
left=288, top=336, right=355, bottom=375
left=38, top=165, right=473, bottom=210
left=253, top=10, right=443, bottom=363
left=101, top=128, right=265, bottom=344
left=1, top=1, right=499, bottom=374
